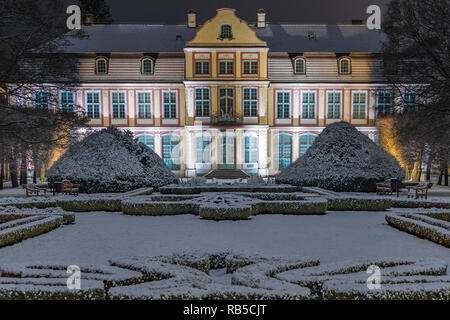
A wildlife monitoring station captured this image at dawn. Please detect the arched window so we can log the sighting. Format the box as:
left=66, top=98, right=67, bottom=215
left=196, top=133, right=211, bottom=163
left=299, top=134, right=317, bottom=156
left=338, top=58, right=351, bottom=74
left=162, top=134, right=180, bottom=170
left=220, top=24, right=233, bottom=39
left=141, top=58, right=154, bottom=75
left=95, top=57, right=108, bottom=74
left=294, top=58, right=306, bottom=74
left=276, top=134, right=292, bottom=169
left=244, top=135, right=258, bottom=163
left=137, top=134, right=154, bottom=151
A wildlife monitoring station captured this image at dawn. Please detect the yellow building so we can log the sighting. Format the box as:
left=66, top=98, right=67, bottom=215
left=16, top=8, right=390, bottom=177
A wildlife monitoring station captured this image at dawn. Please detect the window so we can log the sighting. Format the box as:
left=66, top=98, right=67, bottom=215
left=196, top=133, right=211, bottom=163
left=219, top=88, right=234, bottom=120
left=277, top=134, right=292, bottom=169
left=162, top=91, right=177, bottom=119
left=59, top=91, right=75, bottom=112
left=195, top=61, right=210, bottom=75
left=300, top=134, right=317, bottom=156
left=403, top=91, right=418, bottom=109
left=373, top=134, right=379, bottom=145
left=243, top=60, right=258, bottom=75
left=243, top=87, right=258, bottom=117
left=301, top=91, right=316, bottom=119
left=376, top=91, right=393, bottom=116
left=137, top=134, right=154, bottom=151
left=339, top=58, right=351, bottom=74
left=244, top=136, right=258, bottom=163
left=162, top=134, right=180, bottom=170
left=96, top=58, right=108, bottom=74
left=141, top=58, right=153, bottom=75
left=34, top=90, right=49, bottom=109
left=219, top=61, right=234, bottom=75
left=85, top=91, right=101, bottom=119
left=276, top=91, right=291, bottom=119
left=220, top=24, right=233, bottom=39
left=111, top=91, right=126, bottom=119
left=137, top=91, right=152, bottom=119
left=327, top=91, right=341, bottom=119
left=352, top=92, right=367, bottom=119
left=294, top=58, right=306, bottom=74
left=195, top=88, right=210, bottom=117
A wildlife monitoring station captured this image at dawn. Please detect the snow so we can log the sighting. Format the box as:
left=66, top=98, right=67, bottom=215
left=276, top=122, right=404, bottom=192
left=47, top=127, right=178, bottom=193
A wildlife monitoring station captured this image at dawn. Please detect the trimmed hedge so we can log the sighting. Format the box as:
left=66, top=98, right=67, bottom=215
left=386, top=213, right=450, bottom=248
left=159, top=184, right=298, bottom=194
left=56, top=198, right=122, bottom=212
left=256, top=199, right=328, bottom=215
left=122, top=200, right=198, bottom=216
left=199, top=204, right=253, bottom=220
left=391, top=199, right=450, bottom=209
left=327, top=198, right=392, bottom=211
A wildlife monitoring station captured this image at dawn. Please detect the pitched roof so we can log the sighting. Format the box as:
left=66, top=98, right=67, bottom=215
left=66, top=24, right=385, bottom=53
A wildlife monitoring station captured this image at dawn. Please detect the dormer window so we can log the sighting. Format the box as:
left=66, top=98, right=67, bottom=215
left=220, top=24, right=233, bottom=39
left=294, top=58, right=306, bottom=74
left=141, top=57, right=154, bottom=75
left=95, top=57, right=108, bottom=74
left=338, top=57, right=351, bottom=74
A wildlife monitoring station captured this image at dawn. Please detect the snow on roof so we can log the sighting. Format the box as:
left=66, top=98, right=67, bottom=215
left=66, top=23, right=385, bottom=53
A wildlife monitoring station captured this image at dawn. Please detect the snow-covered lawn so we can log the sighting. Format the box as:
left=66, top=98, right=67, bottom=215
left=0, top=209, right=448, bottom=266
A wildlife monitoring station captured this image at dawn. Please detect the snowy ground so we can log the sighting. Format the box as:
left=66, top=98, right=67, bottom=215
left=0, top=209, right=448, bottom=266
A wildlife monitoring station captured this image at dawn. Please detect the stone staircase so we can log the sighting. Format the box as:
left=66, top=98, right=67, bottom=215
left=204, top=169, right=250, bottom=180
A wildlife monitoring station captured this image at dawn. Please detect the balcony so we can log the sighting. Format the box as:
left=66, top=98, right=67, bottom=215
left=211, top=111, right=242, bottom=126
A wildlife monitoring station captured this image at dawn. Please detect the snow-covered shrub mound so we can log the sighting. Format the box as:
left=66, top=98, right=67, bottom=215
left=47, top=127, right=179, bottom=193
left=276, top=122, right=404, bottom=192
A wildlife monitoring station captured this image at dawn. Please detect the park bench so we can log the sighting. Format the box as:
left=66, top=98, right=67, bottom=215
left=61, top=180, right=80, bottom=196
left=407, top=181, right=432, bottom=200
left=376, top=181, right=393, bottom=195
left=25, top=185, right=47, bottom=198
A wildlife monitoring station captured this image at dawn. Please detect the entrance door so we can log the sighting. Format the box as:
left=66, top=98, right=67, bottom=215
left=219, top=133, right=235, bottom=169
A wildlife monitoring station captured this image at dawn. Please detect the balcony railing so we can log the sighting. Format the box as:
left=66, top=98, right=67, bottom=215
left=211, top=111, right=242, bottom=126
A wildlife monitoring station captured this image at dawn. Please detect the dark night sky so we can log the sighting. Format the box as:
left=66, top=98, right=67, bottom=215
left=87, top=0, right=392, bottom=24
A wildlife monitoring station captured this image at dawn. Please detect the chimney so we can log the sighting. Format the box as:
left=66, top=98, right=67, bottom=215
left=256, top=8, right=266, bottom=28
left=187, top=10, right=197, bottom=28
left=85, top=13, right=94, bottom=25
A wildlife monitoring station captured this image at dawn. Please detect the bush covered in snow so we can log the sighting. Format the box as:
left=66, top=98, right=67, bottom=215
left=47, top=127, right=179, bottom=193
left=276, top=122, right=404, bottom=192
left=386, top=212, right=450, bottom=248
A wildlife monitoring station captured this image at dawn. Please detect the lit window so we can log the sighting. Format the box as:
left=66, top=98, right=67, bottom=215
left=244, top=136, right=258, bottom=163
left=220, top=24, right=233, bottom=39
left=327, top=91, right=341, bottom=119
left=163, top=91, right=177, bottom=119
left=277, top=134, right=292, bottom=169
left=111, top=91, right=126, bottom=119
left=96, top=58, right=108, bottom=74
left=195, top=88, right=210, bottom=117
left=137, top=91, right=152, bottom=119
left=352, top=92, right=367, bottom=119
left=141, top=58, right=153, bottom=75
left=243, top=60, right=258, bottom=75
left=339, top=58, right=351, bottom=74
left=219, top=61, right=234, bottom=75
left=300, top=134, right=317, bottom=155
left=59, top=91, right=75, bottom=112
left=195, top=61, right=210, bottom=75
left=276, top=91, right=291, bottom=119
left=137, top=134, right=154, bottom=151
left=162, top=134, right=180, bottom=170
left=219, top=88, right=234, bottom=120
left=294, top=58, right=306, bottom=74
left=85, top=91, right=101, bottom=119
left=403, top=91, right=418, bottom=109
left=196, top=133, right=211, bottom=163
left=243, top=87, right=258, bottom=117
left=376, top=91, right=393, bottom=116
left=34, top=90, right=49, bottom=109
left=301, top=91, right=316, bottom=119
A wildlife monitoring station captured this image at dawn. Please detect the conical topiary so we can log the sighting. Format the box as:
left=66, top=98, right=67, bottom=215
left=276, top=122, right=404, bottom=192
left=47, top=127, right=179, bottom=193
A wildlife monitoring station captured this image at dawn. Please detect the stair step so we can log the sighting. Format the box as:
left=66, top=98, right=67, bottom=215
left=204, top=170, right=250, bottom=179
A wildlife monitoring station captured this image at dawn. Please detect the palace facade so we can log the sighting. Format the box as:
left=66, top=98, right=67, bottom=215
left=16, top=8, right=393, bottom=177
